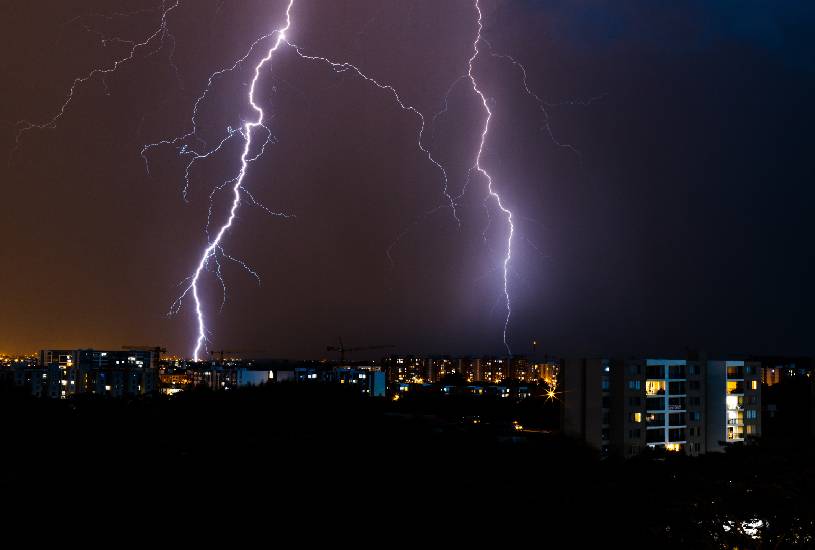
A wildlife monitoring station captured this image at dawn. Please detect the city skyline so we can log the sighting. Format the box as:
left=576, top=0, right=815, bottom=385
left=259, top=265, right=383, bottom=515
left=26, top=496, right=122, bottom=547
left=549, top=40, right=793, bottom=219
left=2, top=1, right=813, bottom=359
left=2, top=4, right=813, bottom=542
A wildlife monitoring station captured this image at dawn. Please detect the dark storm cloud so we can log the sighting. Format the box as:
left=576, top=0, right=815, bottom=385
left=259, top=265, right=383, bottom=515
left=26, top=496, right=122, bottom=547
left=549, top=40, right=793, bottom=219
left=1, top=0, right=812, bottom=358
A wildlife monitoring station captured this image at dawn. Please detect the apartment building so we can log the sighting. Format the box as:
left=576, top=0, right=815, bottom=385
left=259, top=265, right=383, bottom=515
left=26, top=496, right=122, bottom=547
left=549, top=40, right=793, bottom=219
left=563, top=356, right=761, bottom=458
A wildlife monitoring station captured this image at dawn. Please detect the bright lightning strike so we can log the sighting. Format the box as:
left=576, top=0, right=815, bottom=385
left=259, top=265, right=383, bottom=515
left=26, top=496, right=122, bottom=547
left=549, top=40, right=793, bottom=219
left=138, top=0, right=464, bottom=360
left=468, top=0, right=515, bottom=355
left=12, top=0, right=582, bottom=360
left=179, top=0, right=295, bottom=361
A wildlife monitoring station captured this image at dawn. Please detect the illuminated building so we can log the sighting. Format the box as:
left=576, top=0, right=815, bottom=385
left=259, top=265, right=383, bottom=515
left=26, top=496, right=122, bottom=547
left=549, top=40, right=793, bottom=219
left=267, top=363, right=387, bottom=396
left=459, top=357, right=479, bottom=383
left=72, top=349, right=157, bottom=396
left=74, top=349, right=157, bottom=397
left=478, top=357, right=508, bottom=383
left=237, top=368, right=273, bottom=387
left=333, top=366, right=386, bottom=396
left=531, top=361, right=559, bottom=387
left=384, top=355, right=557, bottom=386
left=562, top=356, right=761, bottom=458
left=8, top=349, right=159, bottom=398
left=706, top=360, right=762, bottom=451
left=509, top=356, right=530, bottom=381
left=188, top=366, right=225, bottom=390
left=384, top=356, right=426, bottom=384
left=12, top=362, right=69, bottom=399
left=40, top=350, right=76, bottom=369
left=294, top=365, right=331, bottom=382
left=640, top=359, right=707, bottom=456
left=756, top=357, right=811, bottom=387
left=159, top=371, right=192, bottom=395
left=426, top=356, right=457, bottom=382
left=755, top=357, right=814, bottom=438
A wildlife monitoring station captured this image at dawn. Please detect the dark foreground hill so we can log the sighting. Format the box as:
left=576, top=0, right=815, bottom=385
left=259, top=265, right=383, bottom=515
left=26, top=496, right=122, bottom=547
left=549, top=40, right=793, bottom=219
left=1, top=384, right=813, bottom=547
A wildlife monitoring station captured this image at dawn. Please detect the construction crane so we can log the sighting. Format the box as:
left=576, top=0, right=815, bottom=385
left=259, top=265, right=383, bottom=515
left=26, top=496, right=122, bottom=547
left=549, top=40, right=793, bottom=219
left=326, top=338, right=395, bottom=364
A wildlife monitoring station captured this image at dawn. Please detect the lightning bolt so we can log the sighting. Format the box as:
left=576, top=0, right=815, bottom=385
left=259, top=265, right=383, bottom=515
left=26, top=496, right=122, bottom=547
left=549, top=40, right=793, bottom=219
left=178, top=0, right=295, bottom=361
left=467, top=0, right=515, bottom=355
left=13, top=1, right=181, bottom=153
left=140, top=0, right=463, bottom=360
left=13, top=0, right=584, bottom=360
left=283, top=11, right=522, bottom=355
left=284, top=41, right=460, bottom=226
left=484, top=41, right=583, bottom=161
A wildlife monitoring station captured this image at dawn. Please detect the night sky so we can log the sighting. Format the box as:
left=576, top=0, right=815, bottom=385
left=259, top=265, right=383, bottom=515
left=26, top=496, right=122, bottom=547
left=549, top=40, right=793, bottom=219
left=1, top=0, right=813, bottom=358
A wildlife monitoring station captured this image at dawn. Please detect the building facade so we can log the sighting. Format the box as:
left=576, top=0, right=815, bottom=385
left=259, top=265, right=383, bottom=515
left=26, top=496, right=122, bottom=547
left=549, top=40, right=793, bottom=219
left=563, top=356, right=761, bottom=458
left=705, top=360, right=762, bottom=452
left=9, top=349, right=159, bottom=399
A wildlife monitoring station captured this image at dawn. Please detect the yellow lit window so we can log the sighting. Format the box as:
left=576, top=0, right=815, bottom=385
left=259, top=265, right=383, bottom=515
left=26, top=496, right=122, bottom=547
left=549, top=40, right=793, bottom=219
left=751, top=380, right=758, bottom=390
left=646, top=380, right=666, bottom=396
left=632, top=412, right=642, bottom=423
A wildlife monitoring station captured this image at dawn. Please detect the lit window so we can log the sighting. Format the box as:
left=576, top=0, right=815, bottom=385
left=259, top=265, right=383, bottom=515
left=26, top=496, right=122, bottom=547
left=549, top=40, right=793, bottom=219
left=646, top=380, right=666, bottom=396
left=751, top=380, right=758, bottom=390
left=726, top=395, right=739, bottom=410
left=631, top=412, right=642, bottom=423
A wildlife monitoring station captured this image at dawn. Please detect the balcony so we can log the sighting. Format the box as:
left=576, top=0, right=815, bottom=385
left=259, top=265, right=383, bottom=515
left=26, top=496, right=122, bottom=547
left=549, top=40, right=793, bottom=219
left=646, top=379, right=666, bottom=396
left=646, top=412, right=665, bottom=426
left=646, top=365, right=664, bottom=379
left=668, top=413, right=686, bottom=426
left=646, top=397, right=665, bottom=411
left=646, top=429, right=665, bottom=444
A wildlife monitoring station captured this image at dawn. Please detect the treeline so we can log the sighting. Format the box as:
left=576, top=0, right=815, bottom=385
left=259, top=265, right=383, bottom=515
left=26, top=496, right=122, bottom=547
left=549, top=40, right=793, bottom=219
left=0, top=383, right=812, bottom=547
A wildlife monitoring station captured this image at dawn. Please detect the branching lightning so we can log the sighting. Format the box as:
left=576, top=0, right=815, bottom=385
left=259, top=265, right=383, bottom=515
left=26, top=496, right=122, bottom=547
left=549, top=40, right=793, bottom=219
left=485, top=41, right=583, bottom=160
left=13, top=1, right=181, bottom=154
left=284, top=41, right=461, bottom=226
left=467, top=0, right=515, bottom=354
left=178, top=0, right=295, bottom=361
left=12, top=0, right=592, bottom=360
